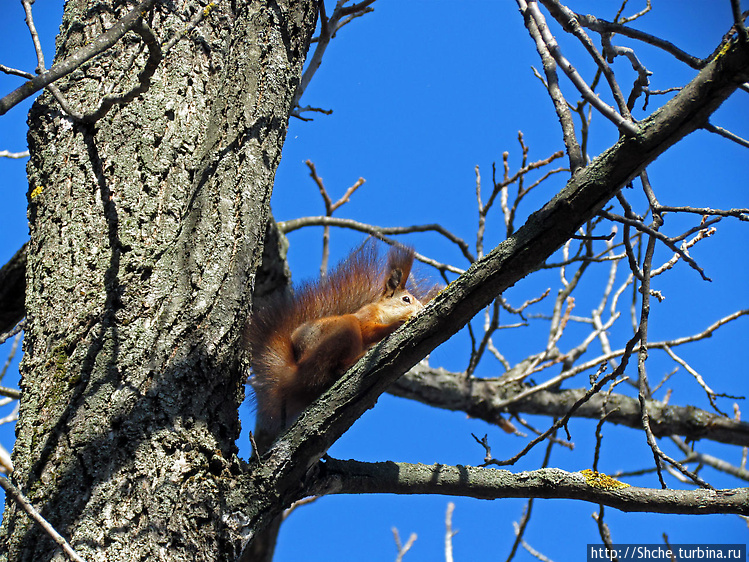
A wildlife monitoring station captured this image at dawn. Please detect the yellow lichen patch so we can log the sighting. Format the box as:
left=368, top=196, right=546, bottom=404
left=716, top=35, right=739, bottom=60
left=580, top=469, right=630, bottom=489
left=30, top=185, right=43, bottom=199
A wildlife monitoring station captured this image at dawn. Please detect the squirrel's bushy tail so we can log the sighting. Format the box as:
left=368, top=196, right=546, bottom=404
left=244, top=240, right=439, bottom=451
left=241, top=240, right=440, bottom=561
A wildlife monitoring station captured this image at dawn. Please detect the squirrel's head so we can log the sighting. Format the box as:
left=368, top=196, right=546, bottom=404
left=377, top=286, right=425, bottom=324
left=378, top=246, right=425, bottom=323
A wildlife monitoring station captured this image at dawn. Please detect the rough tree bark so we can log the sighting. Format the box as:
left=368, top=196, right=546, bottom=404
left=0, top=1, right=316, bottom=560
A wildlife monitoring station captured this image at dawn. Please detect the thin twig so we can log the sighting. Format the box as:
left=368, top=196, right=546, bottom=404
left=703, top=122, right=749, bottom=149
left=484, top=334, right=639, bottom=467
left=278, top=215, right=473, bottom=270
left=392, top=527, right=417, bottom=562
left=0, top=0, right=158, bottom=116
left=670, top=436, right=749, bottom=482
left=599, top=209, right=711, bottom=281
left=636, top=223, right=714, bottom=490
left=524, top=1, right=639, bottom=136
left=505, top=432, right=557, bottom=562
left=0, top=477, right=86, bottom=562
left=517, top=0, right=584, bottom=171
left=444, top=502, right=457, bottom=562
left=292, top=0, right=377, bottom=112
left=304, top=160, right=366, bottom=274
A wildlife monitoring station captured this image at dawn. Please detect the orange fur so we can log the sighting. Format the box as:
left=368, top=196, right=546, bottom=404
left=245, top=242, right=438, bottom=451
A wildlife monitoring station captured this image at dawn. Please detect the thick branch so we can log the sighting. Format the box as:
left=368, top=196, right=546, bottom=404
left=314, top=459, right=749, bottom=516
left=389, top=366, right=749, bottom=447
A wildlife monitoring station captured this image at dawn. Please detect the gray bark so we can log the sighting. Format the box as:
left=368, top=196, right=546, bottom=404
left=0, top=1, right=316, bottom=560
left=390, top=365, right=749, bottom=448
left=315, top=460, right=749, bottom=515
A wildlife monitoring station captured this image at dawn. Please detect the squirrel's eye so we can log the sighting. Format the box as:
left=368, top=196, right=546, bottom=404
left=402, top=296, right=411, bottom=303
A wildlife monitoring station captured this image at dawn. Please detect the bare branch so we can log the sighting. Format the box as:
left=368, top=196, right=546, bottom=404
left=486, top=335, right=638, bottom=467
left=0, top=150, right=29, bottom=159
left=0, top=0, right=158, bottom=117
left=650, top=226, right=716, bottom=277
left=292, top=0, right=378, bottom=111
left=598, top=31, right=652, bottom=110
left=522, top=1, right=639, bottom=136
left=599, top=209, right=711, bottom=281
left=592, top=505, right=616, bottom=553
left=517, top=0, right=584, bottom=171
left=0, top=477, right=86, bottom=562
left=703, top=122, right=749, bottom=149
left=575, top=13, right=705, bottom=69
left=303, top=160, right=366, bottom=274
left=0, top=387, right=21, bottom=401
left=0, top=319, right=25, bottom=350
left=540, top=0, right=633, bottom=118
left=281, top=495, right=320, bottom=521
left=654, top=309, right=749, bottom=348
left=392, top=527, right=417, bottom=562
left=390, top=351, right=749, bottom=448
left=661, top=345, right=726, bottom=414
left=511, top=522, right=553, bottom=562
left=670, top=436, right=749, bottom=482
left=0, top=443, right=13, bottom=474
left=0, top=65, right=34, bottom=80
left=21, top=0, right=48, bottom=73
left=505, top=432, right=557, bottom=562
left=293, top=105, right=334, bottom=120
left=636, top=223, right=713, bottom=490
left=730, top=0, right=749, bottom=43
left=315, top=460, right=749, bottom=515
left=615, top=0, right=652, bottom=25
left=444, top=502, right=456, bottom=562
left=278, top=215, right=473, bottom=270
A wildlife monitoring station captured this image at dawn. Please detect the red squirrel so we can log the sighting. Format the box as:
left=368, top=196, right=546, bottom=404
left=245, top=242, right=437, bottom=452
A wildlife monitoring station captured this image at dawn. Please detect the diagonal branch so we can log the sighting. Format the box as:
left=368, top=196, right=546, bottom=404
left=521, top=0, right=639, bottom=136
left=0, top=0, right=158, bottom=116
left=574, top=13, right=706, bottom=69
left=0, top=477, right=85, bottom=562
left=518, top=0, right=584, bottom=171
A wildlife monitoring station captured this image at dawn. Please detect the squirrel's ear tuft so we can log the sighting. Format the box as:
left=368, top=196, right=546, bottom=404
left=385, top=245, right=415, bottom=290
left=384, top=268, right=404, bottom=296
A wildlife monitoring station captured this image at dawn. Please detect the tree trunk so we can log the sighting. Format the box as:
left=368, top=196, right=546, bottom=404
left=0, top=1, right=316, bottom=560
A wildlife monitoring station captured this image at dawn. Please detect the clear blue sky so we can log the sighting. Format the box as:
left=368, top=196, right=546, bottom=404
left=1, top=1, right=747, bottom=561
